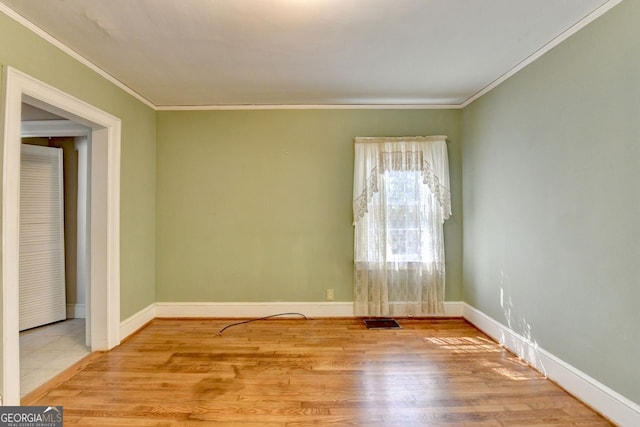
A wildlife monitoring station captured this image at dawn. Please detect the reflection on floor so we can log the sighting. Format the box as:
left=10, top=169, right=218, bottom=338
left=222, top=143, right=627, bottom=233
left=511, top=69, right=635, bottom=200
left=20, top=318, right=90, bottom=397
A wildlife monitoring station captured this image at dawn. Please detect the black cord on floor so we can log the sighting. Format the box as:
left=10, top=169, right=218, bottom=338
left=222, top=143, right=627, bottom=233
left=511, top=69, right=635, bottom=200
left=217, top=312, right=308, bottom=335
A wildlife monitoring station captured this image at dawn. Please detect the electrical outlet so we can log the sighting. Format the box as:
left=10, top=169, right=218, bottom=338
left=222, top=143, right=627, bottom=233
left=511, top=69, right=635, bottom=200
left=326, top=289, right=334, bottom=301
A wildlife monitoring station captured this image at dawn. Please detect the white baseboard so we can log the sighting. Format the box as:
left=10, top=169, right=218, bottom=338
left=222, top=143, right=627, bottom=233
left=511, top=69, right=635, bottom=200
left=442, top=301, right=463, bottom=317
left=66, top=303, right=85, bottom=319
left=119, top=303, right=156, bottom=341
left=155, top=301, right=354, bottom=318
left=118, top=300, right=462, bottom=347
left=154, top=301, right=464, bottom=319
left=114, top=300, right=638, bottom=425
left=463, top=303, right=640, bottom=426
left=117, top=300, right=460, bottom=341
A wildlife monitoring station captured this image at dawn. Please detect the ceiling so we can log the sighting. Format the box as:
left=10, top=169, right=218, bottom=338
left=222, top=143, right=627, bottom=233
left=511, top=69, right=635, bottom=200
left=21, top=103, right=65, bottom=121
left=0, top=0, right=618, bottom=108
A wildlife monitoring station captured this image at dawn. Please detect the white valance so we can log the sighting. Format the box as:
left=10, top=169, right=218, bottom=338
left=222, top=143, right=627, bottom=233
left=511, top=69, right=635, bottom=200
left=353, top=136, right=451, bottom=223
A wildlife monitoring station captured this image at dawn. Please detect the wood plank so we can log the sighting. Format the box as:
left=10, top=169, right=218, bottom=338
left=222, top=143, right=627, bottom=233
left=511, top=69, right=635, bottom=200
left=26, top=318, right=612, bottom=425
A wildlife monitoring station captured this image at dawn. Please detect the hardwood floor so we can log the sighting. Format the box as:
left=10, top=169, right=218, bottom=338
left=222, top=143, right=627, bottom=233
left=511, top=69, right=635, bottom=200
left=25, top=318, right=612, bottom=426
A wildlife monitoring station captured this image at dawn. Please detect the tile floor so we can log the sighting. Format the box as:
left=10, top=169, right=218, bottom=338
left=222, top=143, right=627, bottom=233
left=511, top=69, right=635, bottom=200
left=20, top=318, right=91, bottom=397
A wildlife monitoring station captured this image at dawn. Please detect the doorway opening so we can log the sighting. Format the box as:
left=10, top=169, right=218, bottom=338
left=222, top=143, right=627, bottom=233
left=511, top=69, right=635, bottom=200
left=1, top=66, right=121, bottom=405
left=19, top=108, right=93, bottom=397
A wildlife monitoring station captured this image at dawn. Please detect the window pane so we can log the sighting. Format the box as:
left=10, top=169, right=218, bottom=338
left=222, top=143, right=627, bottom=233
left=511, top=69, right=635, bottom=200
left=404, top=204, right=419, bottom=228
left=405, top=230, right=420, bottom=257
left=387, top=204, right=406, bottom=228
left=386, top=173, right=405, bottom=204
left=363, top=169, right=430, bottom=262
left=388, top=230, right=420, bottom=260
left=388, top=230, right=407, bottom=257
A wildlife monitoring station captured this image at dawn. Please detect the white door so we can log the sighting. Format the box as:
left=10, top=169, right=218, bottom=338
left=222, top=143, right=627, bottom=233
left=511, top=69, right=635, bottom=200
left=19, top=144, right=67, bottom=331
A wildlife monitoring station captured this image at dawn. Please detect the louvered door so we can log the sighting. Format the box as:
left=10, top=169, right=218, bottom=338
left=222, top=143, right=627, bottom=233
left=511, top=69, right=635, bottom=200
left=19, top=144, right=67, bottom=331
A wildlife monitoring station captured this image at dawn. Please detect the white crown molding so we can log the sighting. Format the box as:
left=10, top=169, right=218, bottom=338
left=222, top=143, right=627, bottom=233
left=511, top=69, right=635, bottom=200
left=1, top=0, right=460, bottom=111
left=155, top=103, right=463, bottom=111
left=0, top=3, right=155, bottom=110
left=463, top=303, right=640, bottom=426
left=0, top=0, right=623, bottom=112
left=461, top=0, right=624, bottom=108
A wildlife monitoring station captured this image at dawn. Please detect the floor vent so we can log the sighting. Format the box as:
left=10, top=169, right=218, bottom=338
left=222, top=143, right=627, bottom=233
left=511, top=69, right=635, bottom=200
left=363, top=318, right=402, bottom=329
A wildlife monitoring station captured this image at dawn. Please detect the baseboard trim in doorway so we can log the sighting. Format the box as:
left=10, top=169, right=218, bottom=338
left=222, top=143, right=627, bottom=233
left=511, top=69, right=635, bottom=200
left=66, top=303, right=86, bottom=319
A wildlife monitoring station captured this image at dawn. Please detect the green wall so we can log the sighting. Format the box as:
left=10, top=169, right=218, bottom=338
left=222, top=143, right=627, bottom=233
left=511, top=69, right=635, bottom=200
left=0, top=11, right=157, bottom=320
left=6, top=0, right=636, bottom=408
left=156, top=109, right=462, bottom=303
left=462, top=0, right=639, bottom=403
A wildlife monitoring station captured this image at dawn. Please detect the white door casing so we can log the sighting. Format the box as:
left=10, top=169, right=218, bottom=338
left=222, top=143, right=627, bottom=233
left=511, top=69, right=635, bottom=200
left=1, top=66, right=121, bottom=405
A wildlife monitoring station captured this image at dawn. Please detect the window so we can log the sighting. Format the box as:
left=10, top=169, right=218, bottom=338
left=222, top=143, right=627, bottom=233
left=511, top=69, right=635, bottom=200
left=352, top=136, right=451, bottom=316
left=369, top=169, right=424, bottom=263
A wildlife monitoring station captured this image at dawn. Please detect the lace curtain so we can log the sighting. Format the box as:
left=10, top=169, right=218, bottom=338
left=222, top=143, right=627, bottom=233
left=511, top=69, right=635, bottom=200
left=353, top=136, right=451, bottom=316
